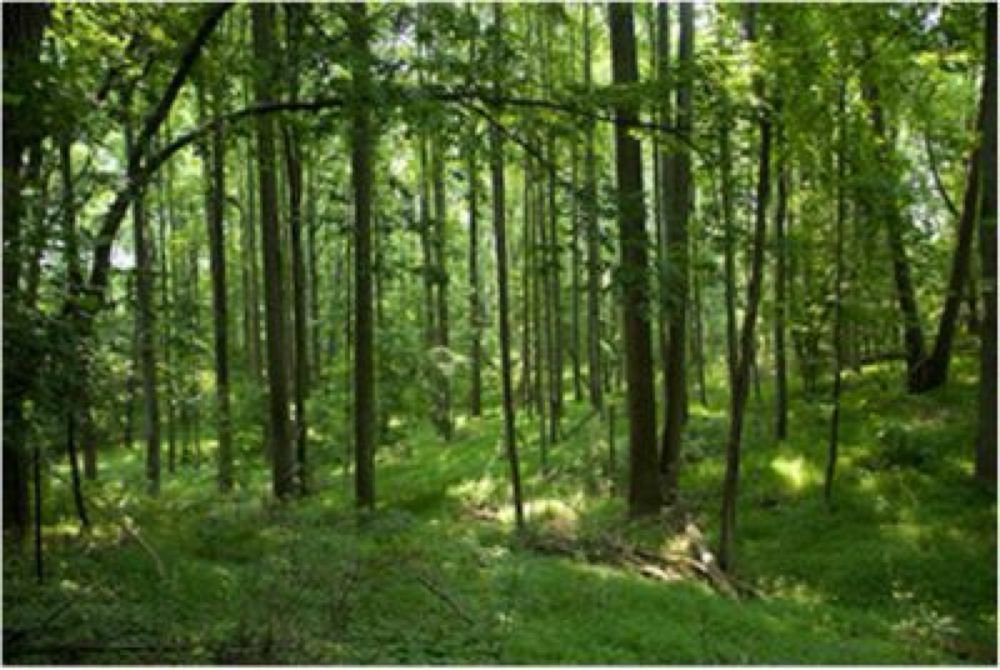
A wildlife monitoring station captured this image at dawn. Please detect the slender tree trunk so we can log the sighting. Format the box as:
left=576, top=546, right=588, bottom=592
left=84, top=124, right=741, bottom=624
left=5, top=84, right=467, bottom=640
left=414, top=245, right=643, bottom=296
left=283, top=4, right=309, bottom=493
left=349, top=2, right=375, bottom=509
left=860, top=68, right=927, bottom=391
left=521, top=157, right=533, bottom=410
left=825, top=82, right=848, bottom=506
left=913, top=51, right=990, bottom=393
left=60, top=136, right=90, bottom=530
left=719, top=4, right=770, bottom=571
left=490, top=2, right=525, bottom=529
left=571, top=136, right=583, bottom=403
left=126, top=116, right=162, bottom=495
left=432, top=135, right=453, bottom=440
left=202, top=76, right=234, bottom=492
left=467, top=130, right=483, bottom=417
left=583, top=5, right=603, bottom=413
left=660, top=2, right=693, bottom=500
left=154, top=131, right=176, bottom=474
left=609, top=2, right=661, bottom=518
left=253, top=3, right=295, bottom=499
left=307, top=163, right=321, bottom=378
left=773, top=115, right=789, bottom=440
left=976, top=3, right=997, bottom=485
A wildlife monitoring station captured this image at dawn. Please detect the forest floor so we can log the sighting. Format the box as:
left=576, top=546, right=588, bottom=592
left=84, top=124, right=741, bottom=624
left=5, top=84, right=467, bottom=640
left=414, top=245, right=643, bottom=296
left=3, top=357, right=997, bottom=664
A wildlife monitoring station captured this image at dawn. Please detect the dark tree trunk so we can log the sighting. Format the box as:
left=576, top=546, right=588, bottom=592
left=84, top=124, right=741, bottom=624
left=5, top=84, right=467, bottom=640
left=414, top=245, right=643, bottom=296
left=719, top=4, right=770, bottom=571
left=912, top=42, right=990, bottom=393
left=283, top=4, right=309, bottom=493
left=467, top=130, right=483, bottom=417
left=660, top=1, right=693, bottom=500
left=253, top=3, right=295, bottom=499
left=773, top=117, right=789, bottom=440
left=349, top=2, right=375, bottom=509
left=126, top=117, right=162, bottom=495
left=825, top=83, right=848, bottom=506
left=3, top=3, right=50, bottom=543
left=155, top=130, right=176, bottom=473
left=432, top=135, right=453, bottom=440
left=203, top=76, right=234, bottom=492
left=490, top=2, right=525, bottom=529
left=609, top=2, right=661, bottom=518
left=976, top=3, right=997, bottom=485
left=583, top=5, right=603, bottom=413
left=860, top=71, right=927, bottom=391
left=60, top=136, right=90, bottom=530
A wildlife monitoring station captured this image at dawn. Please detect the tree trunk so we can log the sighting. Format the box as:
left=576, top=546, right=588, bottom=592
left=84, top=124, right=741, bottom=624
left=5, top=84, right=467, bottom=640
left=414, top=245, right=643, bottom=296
left=349, top=2, right=375, bottom=509
left=976, top=3, right=997, bottom=485
left=660, top=1, right=693, bottom=500
left=3, top=3, right=50, bottom=542
left=432, top=135, right=453, bottom=440
left=126, top=116, right=162, bottom=495
left=202, top=75, right=234, bottom=492
left=719, top=4, right=769, bottom=571
left=609, top=2, right=661, bottom=518
left=252, top=3, right=295, bottom=499
left=773, top=116, right=789, bottom=440
left=467, top=129, right=483, bottom=417
left=912, top=43, right=990, bottom=393
left=583, top=5, right=603, bottom=413
left=60, top=136, right=90, bottom=530
left=825, top=83, right=848, bottom=506
left=490, top=2, right=525, bottom=529
left=283, top=4, right=309, bottom=493
left=860, top=70, right=927, bottom=391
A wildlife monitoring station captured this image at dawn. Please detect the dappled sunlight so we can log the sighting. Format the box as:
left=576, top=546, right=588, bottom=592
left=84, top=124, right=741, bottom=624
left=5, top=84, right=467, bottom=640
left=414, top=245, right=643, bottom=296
left=769, top=454, right=817, bottom=492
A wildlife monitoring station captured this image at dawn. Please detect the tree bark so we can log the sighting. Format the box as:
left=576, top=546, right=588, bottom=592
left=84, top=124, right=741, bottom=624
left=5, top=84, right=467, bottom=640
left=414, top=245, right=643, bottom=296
left=719, top=4, right=770, bottom=571
left=609, top=2, right=661, bottom=518
left=202, top=74, right=234, bottom=492
left=490, top=2, right=525, bottom=529
left=660, top=1, right=693, bottom=500
left=583, top=5, right=603, bottom=413
left=976, top=3, right=997, bottom=485
left=349, top=2, right=375, bottom=509
left=912, top=42, right=990, bottom=393
left=467, top=127, right=483, bottom=417
left=126, top=116, right=162, bottom=495
left=860, top=69, right=927, bottom=392
left=60, top=136, right=90, bottom=530
left=825, top=82, right=848, bottom=506
left=283, top=4, right=309, bottom=493
left=773, top=114, right=789, bottom=440
left=253, top=3, right=295, bottom=499
left=3, top=2, right=50, bottom=543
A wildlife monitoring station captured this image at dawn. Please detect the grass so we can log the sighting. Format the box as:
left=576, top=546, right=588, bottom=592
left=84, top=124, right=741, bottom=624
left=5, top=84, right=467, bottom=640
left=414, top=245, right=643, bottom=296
left=3, top=355, right=996, bottom=664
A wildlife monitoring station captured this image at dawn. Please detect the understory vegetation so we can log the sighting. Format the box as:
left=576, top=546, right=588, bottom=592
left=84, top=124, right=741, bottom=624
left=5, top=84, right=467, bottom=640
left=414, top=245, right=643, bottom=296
left=5, top=358, right=995, bottom=664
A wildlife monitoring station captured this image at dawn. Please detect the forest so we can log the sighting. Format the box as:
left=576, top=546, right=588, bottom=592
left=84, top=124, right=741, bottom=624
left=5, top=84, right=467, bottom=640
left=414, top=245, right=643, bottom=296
left=2, top=1, right=997, bottom=664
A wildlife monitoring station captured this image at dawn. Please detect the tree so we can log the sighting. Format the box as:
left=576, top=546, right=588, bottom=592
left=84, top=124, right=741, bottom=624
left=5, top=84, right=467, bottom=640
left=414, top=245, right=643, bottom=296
left=583, top=4, right=603, bottom=413
left=609, top=1, right=661, bottom=518
left=975, top=2, right=996, bottom=485
left=349, top=2, right=375, bottom=509
left=283, top=4, right=309, bottom=492
left=489, top=2, right=525, bottom=529
left=125, top=113, right=163, bottom=495
left=252, top=3, right=295, bottom=499
left=719, top=3, right=771, bottom=571
left=659, top=1, right=694, bottom=501
left=201, top=70, right=234, bottom=493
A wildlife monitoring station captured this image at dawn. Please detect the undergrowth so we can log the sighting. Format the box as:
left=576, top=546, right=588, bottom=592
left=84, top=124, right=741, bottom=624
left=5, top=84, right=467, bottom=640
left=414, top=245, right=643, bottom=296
left=3, top=357, right=995, bottom=664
